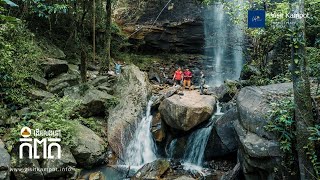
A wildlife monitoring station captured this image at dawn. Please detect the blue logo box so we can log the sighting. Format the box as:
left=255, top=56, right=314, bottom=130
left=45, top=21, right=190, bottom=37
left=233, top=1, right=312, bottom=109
left=248, top=10, right=266, bottom=28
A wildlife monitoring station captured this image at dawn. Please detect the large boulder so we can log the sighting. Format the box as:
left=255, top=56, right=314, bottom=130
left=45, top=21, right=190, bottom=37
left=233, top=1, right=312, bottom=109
left=152, top=85, right=180, bottom=109
left=71, top=123, right=107, bottom=168
left=29, top=89, right=54, bottom=100
left=87, top=75, right=114, bottom=94
left=79, top=89, right=114, bottom=117
left=0, top=140, right=10, bottom=180
left=235, top=120, right=283, bottom=180
left=36, top=37, right=66, bottom=59
left=237, top=83, right=292, bottom=140
left=205, top=108, right=238, bottom=159
left=236, top=83, right=293, bottom=179
left=151, top=112, right=166, bottom=143
left=134, top=159, right=170, bottom=179
left=41, top=147, right=77, bottom=178
left=48, top=73, right=79, bottom=95
left=208, top=81, right=238, bottom=102
left=29, top=75, right=48, bottom=90
left=11, top=154, right=44, bottom=180
left=64, top=85, right=115, bottom=117
left=87, top=76, right=109, bottom=87
left=41, top=58, right=68, bottom=79
left=159, top=91, right=215, bottom=131
left=107, top=65, right=151, bottom=156
left=234, top=120, right=282, bottom=159
left=88, top=171, right=105, bottom=180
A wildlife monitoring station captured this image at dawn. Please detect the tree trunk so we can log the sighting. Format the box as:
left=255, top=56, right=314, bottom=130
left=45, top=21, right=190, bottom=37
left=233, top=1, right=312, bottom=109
left=290, top=0, right=315, bottom=179
left=100, top=0, right=111, bottom=73
left=80, top=48, right=87, bottom=83
left=93, top=0, right=96, bottom=63
left=106, top=0, right=112, bottom=71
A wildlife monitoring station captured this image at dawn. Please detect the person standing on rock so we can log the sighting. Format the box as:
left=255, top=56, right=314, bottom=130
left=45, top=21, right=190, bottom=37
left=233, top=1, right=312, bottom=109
left=183, top=68, right=192, bottom=90
left=173, top=67, right=183, bottom=86
left=200, top=71, right=205, bottom=95
left=114, top=60, right=124, bottom=75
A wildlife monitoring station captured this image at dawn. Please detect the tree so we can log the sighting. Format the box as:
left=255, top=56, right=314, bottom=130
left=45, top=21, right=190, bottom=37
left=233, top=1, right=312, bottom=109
left=80, top=47, right=87, bottom=83
left=100, top=0, right=111, bottom=73
left=289, top=0, right=315, bottom=179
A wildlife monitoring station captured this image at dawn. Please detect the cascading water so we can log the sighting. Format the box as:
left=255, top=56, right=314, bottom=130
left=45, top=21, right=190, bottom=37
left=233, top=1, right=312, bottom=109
left=123, top=100, right=157, bottom=167
left=204, top=2, right=244, bottom=86
left=182, top=118, right=214, bottom=166
left=214, top=100, right=224, bottom=115
left=173, top=101, right=225, bottom=174
left=166, top=139, right=177, bottom=158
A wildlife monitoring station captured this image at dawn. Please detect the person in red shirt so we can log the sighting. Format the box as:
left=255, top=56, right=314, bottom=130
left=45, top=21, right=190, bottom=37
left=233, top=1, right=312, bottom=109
left=173, top=67, right=183, bottom=86
left=183, top=68, right=192, bottom=90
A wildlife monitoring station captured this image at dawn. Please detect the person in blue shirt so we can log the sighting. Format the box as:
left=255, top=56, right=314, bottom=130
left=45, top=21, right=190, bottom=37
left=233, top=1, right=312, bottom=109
left=114, top=61, right=123, bottom=75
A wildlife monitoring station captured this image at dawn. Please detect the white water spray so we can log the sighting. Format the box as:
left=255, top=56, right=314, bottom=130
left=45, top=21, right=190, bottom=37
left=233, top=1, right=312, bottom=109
left=182, top=119, right=214, bottom=166
left=123, top=100, right=157, bottom=166
left=182, top=100, right=224, bottom=171
left=215, top=100, right=224, bottom=116
left=204, top=2, right=244, bottom=86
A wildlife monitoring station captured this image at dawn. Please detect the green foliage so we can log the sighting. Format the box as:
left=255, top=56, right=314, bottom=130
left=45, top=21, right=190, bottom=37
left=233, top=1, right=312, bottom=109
left=305, top=125, right=320, bottom=178
left=77, top=117, right=103, bottom=137
left=266, top=96, right=320, bottom=177
left=225, top=80, right=238, bottom=95
left=110, top=23, right=130, bottom=57
left=266, top=97, right=295, bottom=153
left=105, top=96, right=119, bottom=108
left=247, top=71, right=291, bottom=86
left=5, top=96, right=80, bottom=151
left=220, top=0, right=293, bottom=80
left=265, top=96, right=297, bottom=175
left=19, top=0, right=71, bottom=18
left=0, top=0, right=18, bottom=22
left=0, top=20, right=42, bottom=106
left=4, top=96, right=106, bottom=152
left=306, top=47, right=320, bottom=77
left=269, top=73, right=292, bottom=84
left=305, top=0, right=320, bottom=46
left=116, top=53, right=163, bottom=70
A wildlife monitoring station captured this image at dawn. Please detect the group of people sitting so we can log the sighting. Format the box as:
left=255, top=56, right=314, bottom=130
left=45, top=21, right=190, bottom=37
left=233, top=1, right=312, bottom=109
left=173, top=67, right=206, bottom=95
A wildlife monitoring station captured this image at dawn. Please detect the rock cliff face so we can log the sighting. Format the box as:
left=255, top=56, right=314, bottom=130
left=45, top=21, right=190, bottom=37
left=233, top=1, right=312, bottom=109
left=0, top=140, right=10, bottom=180
left=107, top=65, right=151, bottom=156
left=235, top=83, right=293, bottom=180
left=114, top=0, right=205, bottom=53
left=205, top=108, right=238, bottom=159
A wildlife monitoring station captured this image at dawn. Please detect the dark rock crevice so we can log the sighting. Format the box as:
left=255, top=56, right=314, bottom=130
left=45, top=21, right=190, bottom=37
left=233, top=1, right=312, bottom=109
left=114, top=0, right=205, bottom=54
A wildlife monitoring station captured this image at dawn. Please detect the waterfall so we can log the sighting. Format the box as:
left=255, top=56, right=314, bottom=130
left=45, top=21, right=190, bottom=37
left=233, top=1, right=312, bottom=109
left=182, top=118, right=214, bottom=166
left=123, top=100, right=157, bottom=166
left=166, top=139, right=177, bottom=158
left=182, top=100, right=224, bottom=166
left=204, top=2, right=244, bottom=86
left=214, top=100, right=224, bottom=115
